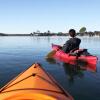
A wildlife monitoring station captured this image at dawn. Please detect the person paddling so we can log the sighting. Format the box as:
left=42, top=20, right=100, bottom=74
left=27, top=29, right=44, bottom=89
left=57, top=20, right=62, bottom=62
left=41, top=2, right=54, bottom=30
left=62, top=29, right=81, bottom=54
left=46, top=29, right=81, bottom=58
left=46, top=29, right=90, bottom=58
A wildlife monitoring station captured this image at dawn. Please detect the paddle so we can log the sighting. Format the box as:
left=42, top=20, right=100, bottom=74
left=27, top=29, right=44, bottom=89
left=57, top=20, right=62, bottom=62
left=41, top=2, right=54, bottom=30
left=46, top=50, right=57, bottom=58
left=46, top=43, right=62, bottom=58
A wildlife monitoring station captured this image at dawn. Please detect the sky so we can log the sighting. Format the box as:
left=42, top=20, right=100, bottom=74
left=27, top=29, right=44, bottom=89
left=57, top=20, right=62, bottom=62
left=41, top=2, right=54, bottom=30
left=0, top=0, right=100, bottom=34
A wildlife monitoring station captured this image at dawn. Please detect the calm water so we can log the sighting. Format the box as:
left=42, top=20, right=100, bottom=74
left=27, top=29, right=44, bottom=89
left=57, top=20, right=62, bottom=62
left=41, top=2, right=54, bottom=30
left=0, top=36, right=100, bottom=100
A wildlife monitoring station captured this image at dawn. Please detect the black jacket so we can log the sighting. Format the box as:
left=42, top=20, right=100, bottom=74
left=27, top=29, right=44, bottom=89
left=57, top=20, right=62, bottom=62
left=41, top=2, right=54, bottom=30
left=62, top=37, right=81, bottom=53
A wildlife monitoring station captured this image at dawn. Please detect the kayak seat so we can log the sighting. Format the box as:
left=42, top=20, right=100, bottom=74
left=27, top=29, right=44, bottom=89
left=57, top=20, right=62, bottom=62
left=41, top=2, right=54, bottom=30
left=69, top=49, right=92, bottom=56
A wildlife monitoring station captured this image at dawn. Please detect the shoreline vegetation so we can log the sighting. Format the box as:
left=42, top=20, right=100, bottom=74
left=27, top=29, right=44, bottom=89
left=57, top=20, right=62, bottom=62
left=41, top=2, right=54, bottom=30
left=0, top=27, right=100, bottom=37
left=0, top=31, right=100, bottom=37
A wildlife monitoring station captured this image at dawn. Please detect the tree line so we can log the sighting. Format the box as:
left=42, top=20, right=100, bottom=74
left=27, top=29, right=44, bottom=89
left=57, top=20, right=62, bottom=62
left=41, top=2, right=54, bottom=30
left=1, top=27, right=100, bottom=36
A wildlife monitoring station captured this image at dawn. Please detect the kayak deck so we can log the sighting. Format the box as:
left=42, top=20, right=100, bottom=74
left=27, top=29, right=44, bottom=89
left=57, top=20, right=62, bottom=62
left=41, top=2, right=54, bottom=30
left=0, top=63, right=73, bottom=100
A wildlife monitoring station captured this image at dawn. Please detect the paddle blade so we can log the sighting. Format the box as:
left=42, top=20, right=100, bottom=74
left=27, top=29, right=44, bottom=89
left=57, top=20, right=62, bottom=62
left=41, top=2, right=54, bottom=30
left=46, top=50, right=56, bottom=58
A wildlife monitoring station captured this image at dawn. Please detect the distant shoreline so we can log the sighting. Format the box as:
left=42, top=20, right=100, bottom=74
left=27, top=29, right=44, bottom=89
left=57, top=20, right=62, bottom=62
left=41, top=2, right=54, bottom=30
left=0, top=31, right=100, bottom=36
left=0, top=33, right=31, bottom=36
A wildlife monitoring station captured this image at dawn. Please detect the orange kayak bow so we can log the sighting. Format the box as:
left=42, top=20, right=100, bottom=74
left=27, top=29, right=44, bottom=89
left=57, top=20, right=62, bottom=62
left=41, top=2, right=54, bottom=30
left=0, top=63, right=73, bottom=100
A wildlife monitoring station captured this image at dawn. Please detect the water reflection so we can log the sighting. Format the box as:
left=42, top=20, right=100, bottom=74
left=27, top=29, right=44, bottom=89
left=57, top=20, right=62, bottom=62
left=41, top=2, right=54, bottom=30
left=45, top=58, right=57, bottom=64
left=45, top=57, right=97, bottom=84
left=45, top=57, right=61, bottom=66
left=62, top=63, right=85, bottom=83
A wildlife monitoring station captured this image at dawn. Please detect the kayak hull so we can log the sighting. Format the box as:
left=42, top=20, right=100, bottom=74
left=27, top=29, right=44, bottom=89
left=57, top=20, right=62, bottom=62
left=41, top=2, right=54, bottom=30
left=52, top=44, right=98, bottom=71
left=0, top=63, right=73, bottom=100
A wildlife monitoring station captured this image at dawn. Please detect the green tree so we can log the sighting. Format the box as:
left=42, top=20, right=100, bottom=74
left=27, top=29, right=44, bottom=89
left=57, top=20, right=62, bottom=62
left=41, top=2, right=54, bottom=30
left=79, top=27, right=86, bottom=33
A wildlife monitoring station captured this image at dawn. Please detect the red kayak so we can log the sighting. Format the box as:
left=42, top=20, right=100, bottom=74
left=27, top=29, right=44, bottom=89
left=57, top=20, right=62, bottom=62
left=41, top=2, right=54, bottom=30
left=52, top=44, right=98, bottom=71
